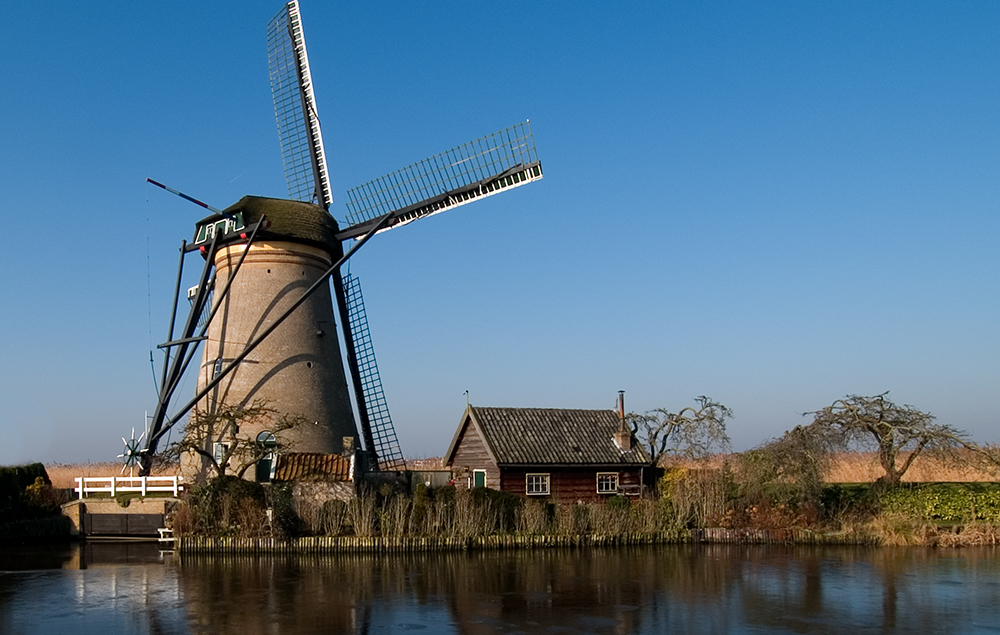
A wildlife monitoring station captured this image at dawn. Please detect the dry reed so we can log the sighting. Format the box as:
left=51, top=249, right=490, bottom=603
left=663, top=451, right=998, bottom=484
left=348, top=495, right=377, bottom=537
left=46, top=461, right=180, bottom=489
left=823, top=451, right=997, bottom=483
left=516, top=500, right=551, bottom=534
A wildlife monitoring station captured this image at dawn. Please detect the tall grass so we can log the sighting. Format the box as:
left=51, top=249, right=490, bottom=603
left=244, top=486, right=685, bottom=541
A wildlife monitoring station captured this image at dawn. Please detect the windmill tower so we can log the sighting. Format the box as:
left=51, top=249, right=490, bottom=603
left=185, top=198, right=357, bottom=482
left=140, top=1, right=542, bottom=480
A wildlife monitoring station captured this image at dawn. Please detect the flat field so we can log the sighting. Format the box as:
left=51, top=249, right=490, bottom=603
left=43, top=451, right=996, bottom=490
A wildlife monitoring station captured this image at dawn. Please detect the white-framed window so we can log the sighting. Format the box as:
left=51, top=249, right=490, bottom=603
left=597, top=472, right=619, bottom=494
left=212, top=442, right=231, bottom=467
left=526, top=473, right=550, bottom=496
left=473, top=469, right=487, bottom=488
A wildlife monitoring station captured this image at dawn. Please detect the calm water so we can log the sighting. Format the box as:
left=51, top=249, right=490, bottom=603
left=1, top=541, right=999, bottom=634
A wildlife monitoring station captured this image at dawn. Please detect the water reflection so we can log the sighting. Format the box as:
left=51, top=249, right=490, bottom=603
left=0, top=542, right=185, bottom=635
left=1, top=543, right=999, bottom=634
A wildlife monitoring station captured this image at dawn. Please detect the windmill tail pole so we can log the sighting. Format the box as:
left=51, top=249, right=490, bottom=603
left=141, top=208, right=396, bottom=469
left=146, top=178, right=235, bottom=221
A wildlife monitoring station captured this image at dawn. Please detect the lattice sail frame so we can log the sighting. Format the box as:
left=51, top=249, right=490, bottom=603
left=267, top=0, right=332, bottom=208
left=343, top=274, right=406, bottom=471
left=343, top=121, right=542, bottom=231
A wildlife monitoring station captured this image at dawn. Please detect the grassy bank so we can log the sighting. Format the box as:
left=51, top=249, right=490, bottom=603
left=164, top=475, right=1000, bottom=551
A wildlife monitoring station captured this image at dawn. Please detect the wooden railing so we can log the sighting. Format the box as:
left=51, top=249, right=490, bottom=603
left=74, top=476, right=184, bottom=499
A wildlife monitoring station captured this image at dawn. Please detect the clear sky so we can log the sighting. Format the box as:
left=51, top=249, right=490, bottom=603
left=0, top=1, right=997, bottom=466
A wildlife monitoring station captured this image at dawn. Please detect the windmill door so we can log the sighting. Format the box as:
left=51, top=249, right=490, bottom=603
left=255, top=457, right=272, bottom=483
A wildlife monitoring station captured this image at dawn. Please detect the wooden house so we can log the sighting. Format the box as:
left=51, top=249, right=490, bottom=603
left=443, top=405, right=652, bottom=502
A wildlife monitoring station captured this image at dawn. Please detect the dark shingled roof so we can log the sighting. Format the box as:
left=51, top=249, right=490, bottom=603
left=273, top=453, right=352, bottom=482
left=198, top=196, right=342, bottom=255
left=450, top=406, right=650, bottom=466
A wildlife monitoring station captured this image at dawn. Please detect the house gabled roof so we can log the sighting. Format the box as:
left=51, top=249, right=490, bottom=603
left=444, top=406, right=650, bottom=466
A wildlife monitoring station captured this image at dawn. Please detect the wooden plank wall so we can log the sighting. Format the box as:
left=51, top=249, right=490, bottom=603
left=500, top=467, right=643, bottom=503
left=448, top=420, right=500, bottom=488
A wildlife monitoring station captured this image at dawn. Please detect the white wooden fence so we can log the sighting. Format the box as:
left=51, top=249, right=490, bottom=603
left=74, top=476, right=184, bottom=499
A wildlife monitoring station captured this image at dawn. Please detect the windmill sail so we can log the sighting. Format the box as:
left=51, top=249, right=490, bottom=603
left=267, top=0, right=397, bottom=469
left=267, top=0, right=332, bottom=208
left=339, top=122, right=542, bottom=239
left=343, top=274, right=406, bottom=471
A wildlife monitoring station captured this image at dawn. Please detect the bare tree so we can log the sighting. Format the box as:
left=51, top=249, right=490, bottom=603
left=628, top=396, right=732, bottom=466
left=163, top=399, right=306, bottom=479
left=805, top=392, right=989, bottom=488
left=739, top=425, right=837, bottom=504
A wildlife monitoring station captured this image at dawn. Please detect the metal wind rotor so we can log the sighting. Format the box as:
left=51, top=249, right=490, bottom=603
left=119, top=427, right=145, bottom=476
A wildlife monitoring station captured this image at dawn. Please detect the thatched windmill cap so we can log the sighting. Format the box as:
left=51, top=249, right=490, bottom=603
left=197, top=196, right=341, bottom=255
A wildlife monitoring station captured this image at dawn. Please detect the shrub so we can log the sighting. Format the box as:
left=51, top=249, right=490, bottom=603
left=517, top=499, right=553, bottom=534
left=0, top=464, right=53, bottom=520
left=24, top=476, right=61, bottom=515
left=318, top=499, right=348, bottom=536
left=347, top=494, right=377, bottom=537
left=378, top=495, right=411, bottom=538
left=182, top=475, right=268, bottom=536
left=880, top=483, right=1000, bottom=524
left=606, top=495, right=630, bottom=511
left=470, top=487, right=522, bottom=532
left=661, top=467, right=727, bottom=527
left=269, top=482, right=303, bottom=539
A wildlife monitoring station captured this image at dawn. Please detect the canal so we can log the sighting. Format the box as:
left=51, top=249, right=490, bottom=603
left=1, top=542, right=998, bottom=633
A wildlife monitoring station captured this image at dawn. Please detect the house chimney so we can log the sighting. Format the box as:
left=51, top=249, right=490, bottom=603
left=614, top=390, right=631, bottom=452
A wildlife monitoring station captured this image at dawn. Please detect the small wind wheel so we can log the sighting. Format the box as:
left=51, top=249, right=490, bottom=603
left=118, top=427, right=145, bottom=476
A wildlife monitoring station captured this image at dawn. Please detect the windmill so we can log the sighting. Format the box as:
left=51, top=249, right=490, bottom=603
left=139, top=1, right=542, bottom=479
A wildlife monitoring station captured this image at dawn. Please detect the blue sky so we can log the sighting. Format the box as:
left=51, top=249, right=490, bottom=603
left=0, top=1, right=996, bottom=465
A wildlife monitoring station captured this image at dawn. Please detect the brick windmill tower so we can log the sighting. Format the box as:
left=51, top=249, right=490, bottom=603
left=139, top=1, right=542, bottom=481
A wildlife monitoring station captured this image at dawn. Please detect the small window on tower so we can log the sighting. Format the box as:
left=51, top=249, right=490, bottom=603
left=212, top=442, right=230, bottom=466
left=213, top=358, right=223, bottom=379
